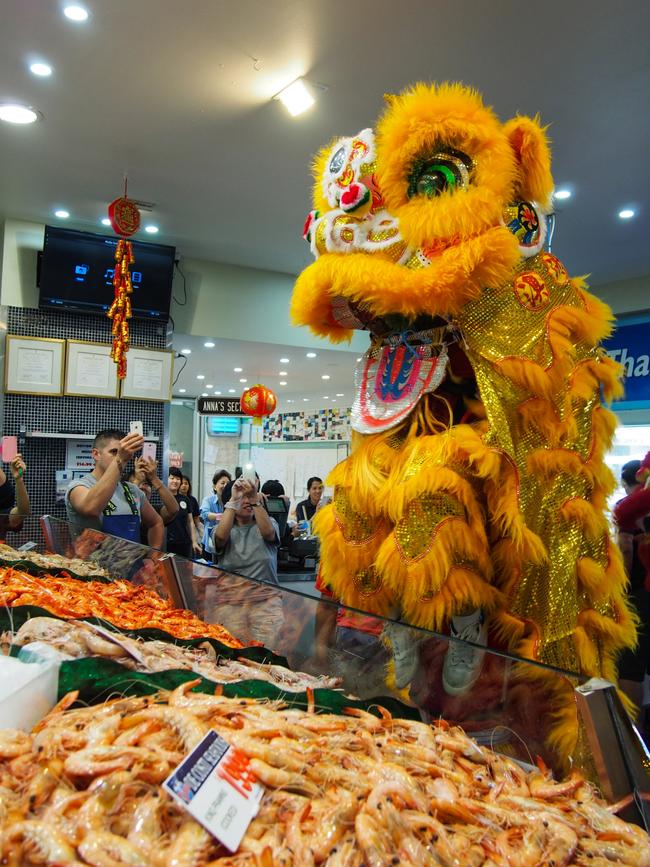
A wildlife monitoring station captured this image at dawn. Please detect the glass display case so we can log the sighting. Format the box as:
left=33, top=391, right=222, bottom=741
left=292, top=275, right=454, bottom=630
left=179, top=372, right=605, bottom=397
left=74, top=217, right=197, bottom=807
left=1, top=515, right=647, bottom=826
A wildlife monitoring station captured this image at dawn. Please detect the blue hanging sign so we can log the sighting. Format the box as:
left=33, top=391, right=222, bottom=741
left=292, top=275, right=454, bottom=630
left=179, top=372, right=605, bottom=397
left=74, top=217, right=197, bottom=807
left=602, top=314, right=650, bottom=409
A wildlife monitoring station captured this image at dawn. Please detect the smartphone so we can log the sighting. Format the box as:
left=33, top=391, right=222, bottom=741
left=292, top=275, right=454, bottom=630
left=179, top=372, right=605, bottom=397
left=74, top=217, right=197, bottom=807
left=142, top=442, right=156, bottom=461
left=2, top=436, right=18, bottom=463
left=129, top=421, right=144, bottom=436
left=242, top=463, right=256, bottom=482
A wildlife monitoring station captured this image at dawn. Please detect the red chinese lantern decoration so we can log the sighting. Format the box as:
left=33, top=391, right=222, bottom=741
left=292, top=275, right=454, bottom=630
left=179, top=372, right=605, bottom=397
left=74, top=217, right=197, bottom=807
left=241, top=384, right=277, bottom=426
left=106, top=179, right=140, bottom=378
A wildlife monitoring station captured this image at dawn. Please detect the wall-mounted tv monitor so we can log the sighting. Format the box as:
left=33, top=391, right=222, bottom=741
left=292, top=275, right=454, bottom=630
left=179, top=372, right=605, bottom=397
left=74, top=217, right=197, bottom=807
left=39, top=226, right=175, bottom=321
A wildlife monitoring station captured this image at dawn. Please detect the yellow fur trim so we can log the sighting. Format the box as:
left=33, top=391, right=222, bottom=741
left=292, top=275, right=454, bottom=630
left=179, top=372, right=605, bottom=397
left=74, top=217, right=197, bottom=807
left=517, top=397, right=574, bottom=446
left=560, top=498, right=608, bottom=542
left=503, top=115, right=554, bottom=210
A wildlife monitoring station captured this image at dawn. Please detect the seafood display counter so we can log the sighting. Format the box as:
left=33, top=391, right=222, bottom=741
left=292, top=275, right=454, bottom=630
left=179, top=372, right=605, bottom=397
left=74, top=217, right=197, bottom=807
left=0, top=516, right=648, bottom=863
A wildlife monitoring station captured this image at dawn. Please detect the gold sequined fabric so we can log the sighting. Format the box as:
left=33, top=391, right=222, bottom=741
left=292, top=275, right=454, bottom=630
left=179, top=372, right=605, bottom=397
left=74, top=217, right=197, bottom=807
left=395, top=493, right=465, bottom=562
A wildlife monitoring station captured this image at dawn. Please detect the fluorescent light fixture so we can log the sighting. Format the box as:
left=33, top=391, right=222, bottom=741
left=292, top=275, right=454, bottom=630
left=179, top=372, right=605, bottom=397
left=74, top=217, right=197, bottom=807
left=233, top=367, right=243, bottom=373
left=144, top=225, right=159, bottom=234
left=54, top=209, right=70, bottom=219
left=321, top=374, right=330, bottom=380
left=554, top=189, right=571, bottom=200
left=196, top=374, right=205, bottom=380
left=306, top=352, right=317, bottom=358
left=101, top=217, right=111, bottom=226
left=279, top=381, right=287, bottom=386
left=275, top=78, right=315, bottom=117
left=204, top=341, right=215, bottom=348
left=180, top=348, right=191, bottom=355
left=280, top=357, right=290, bottom=363
left=30, top=62, right=52, bottom=77
left=0, top=104, right=39, bottom=124
left=63, top=5, right=89, bottom=21
left=618, top=208, right=635, bottom=220
left=178, top=388, right=186, bottom=393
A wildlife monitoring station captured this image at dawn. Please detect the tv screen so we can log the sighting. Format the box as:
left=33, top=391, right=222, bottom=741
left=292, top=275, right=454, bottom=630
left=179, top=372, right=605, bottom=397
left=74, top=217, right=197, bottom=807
left=39, top=226, right=175, bottom=320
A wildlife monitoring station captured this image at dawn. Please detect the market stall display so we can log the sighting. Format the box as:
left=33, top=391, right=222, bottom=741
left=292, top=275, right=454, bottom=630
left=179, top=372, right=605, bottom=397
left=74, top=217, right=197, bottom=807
left=10, top=616, right=340, bottom=693
left=0, top=544, right=110, bottom=580
left=0, top=567, right=244, bottom=648
left=1, top=685, right=648, bottom=865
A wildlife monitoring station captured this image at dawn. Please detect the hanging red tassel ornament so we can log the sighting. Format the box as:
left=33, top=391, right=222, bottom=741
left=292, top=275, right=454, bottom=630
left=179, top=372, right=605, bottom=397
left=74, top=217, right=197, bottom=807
left=241, top=384, right=277, bottom=426
left=107, top=239, right=134, bottom=379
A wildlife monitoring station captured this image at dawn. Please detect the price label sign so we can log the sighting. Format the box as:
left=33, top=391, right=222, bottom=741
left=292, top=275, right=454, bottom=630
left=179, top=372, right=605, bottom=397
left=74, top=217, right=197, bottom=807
left=163, top=730, right=264, bottom=852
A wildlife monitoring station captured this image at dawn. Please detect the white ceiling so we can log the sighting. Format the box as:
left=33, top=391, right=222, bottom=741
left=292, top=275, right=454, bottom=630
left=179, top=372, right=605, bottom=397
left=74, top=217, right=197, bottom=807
left=171, top=333, right=360, bottom=407
left=1, top=0, right=649, bottom=291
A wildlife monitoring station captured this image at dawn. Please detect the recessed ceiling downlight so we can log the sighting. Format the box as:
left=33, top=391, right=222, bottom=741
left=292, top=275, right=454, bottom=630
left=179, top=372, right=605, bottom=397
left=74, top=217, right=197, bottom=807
left=0, top=104, right=39, bottom=124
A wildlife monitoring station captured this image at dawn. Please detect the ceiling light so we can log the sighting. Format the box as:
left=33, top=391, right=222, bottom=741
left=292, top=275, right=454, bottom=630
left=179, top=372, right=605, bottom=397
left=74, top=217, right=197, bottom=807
left=336, top=393, right=344, bottom=397
left=279, top=371, right=288, bottom=376
left=233, top=367, right=243, bottom=373
left=214, top=391, right=222, bottom=395
left=279, top=381, right=287, bottom=386
left=180, top=348, right=191, bottom=355
left=63, top=5, right=89, bottom=21
left=618, top=208, right=635, bottom=220
left=178, top=388, right=186, bottom=394
left=197, top=374, right=205, bottom=380
left=101, top=217, right=111, bottom=226
left=206, top=384, right=213, bottom=389
left=554, top=189, right=571, bottom=200
left=322, top=374, right=330, bottom=380
left=303, top=398, right=310, bottom=402
left=144, top=225, right=159, bottom=234
left=287, top=399, right=294, bottom=404
left=228, top=389, right=236, bottom=393
left=323, top=396, right=329, bottom=400
left=280, top=357, right=290, bottom=364
left=54, top=209, right=70, bottom=219
left=0, top=104, right=39, bottom=124
left=275, top=78, right=315, bottom=117
left=306, top=352, right=317, bottom=359
left=204, top=341, right=215, bottom=348
left=29, top=62, right=52, bottom=77
left=356, top=357, right=362, bottom=362
left=239, top=378, right=247, bottom=383
left=201, top=392, right=208, bottom=397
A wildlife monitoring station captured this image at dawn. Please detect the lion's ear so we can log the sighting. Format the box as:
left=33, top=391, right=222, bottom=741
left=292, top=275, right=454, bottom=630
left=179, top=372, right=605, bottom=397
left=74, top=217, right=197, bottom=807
left=504, top=115, right=554, bottom=209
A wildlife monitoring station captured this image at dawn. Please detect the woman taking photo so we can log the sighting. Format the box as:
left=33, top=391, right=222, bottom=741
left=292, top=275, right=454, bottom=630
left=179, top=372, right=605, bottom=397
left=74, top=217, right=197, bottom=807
left=200, top=469, right=232, bottom=559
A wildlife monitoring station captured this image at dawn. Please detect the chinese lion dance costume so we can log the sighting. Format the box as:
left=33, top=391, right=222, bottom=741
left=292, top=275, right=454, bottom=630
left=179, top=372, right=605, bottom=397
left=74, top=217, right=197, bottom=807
left=291, top=82, right=638, bottom=764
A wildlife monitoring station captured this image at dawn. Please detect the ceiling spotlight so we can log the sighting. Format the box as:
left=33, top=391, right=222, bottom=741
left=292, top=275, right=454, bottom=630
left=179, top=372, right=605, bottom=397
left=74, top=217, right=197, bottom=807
left=63, top=5, right=89, bottom=21
left=204, top=341, right=215, bottom=348
left=178, top=388, right=186, bottom=394
left=201, top=393, right=208, bottom=397
left=274, top=78, right=315, bottom=117
left=280, top=357, right=290, bottom=364
left=336, top=393, right=344, bottom=397
left=303, top=398, right=310, bottom=402
left=29, top=62, right=52, bottom=77
left=323, top=396, right=329, bottom=400
left=228, top=389, right=236, bottom=393
left=144, top=225, right=159, bottom=234
left=206, top=384, right=213, bottom=389
left=306, top=352, right=317, bottom=359
left=0, top=104, right=39, bottom=124
left=287, top=399, right=294, bottom=404
left=54, top=209, right=70, bottom=219
left=356, top=357, right=362, bottom=362
left=554, top=189, right=571, bottom=200
left=196, top=374, right=205, bottom=380
left=180, top=348, right=191, bottom=355
left=321, top=374, right=330, bottom=380
left=214, top=390, right=222, bottom=395
left=279, top=381, right=287, bottom=386
left=239, top=378, right=247, bottom=383
left=618, top=208, right=635, bottom=220
left=233, top=367, right=243, bottom=373
left=279, top=371, right=288, bottom=376
left=101, top=217, right=111, bottom=226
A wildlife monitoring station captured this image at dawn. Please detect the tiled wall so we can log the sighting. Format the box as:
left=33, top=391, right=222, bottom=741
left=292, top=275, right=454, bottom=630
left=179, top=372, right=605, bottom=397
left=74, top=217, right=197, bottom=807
left=2, top=306, right=169, bottom=546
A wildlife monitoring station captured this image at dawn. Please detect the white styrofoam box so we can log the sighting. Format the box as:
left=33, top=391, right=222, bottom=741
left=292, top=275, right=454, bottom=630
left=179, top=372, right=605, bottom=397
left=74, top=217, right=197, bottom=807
left=0, top=653, right=59, bottom=731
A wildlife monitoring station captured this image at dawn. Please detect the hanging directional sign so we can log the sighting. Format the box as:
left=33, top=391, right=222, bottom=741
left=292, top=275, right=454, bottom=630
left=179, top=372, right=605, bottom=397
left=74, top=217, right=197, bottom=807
left=197, top=396, right=242, bottom=415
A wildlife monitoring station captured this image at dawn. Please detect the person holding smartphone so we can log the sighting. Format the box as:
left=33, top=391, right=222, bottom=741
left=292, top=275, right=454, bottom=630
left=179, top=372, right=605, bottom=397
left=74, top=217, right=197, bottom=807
left=165, top=467, right=201, bottom=559
left=0, top=454, right=30, bottom=541
left=65, top=429, right=163, bottom=547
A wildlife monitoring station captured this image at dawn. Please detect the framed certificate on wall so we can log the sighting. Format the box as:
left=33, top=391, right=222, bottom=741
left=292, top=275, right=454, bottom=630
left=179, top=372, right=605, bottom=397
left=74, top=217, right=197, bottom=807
left=4, top=335, right=65, bottom=396
left=120, top=347, right=173, bottom=402
left=64, top=340, right=119, bottom=398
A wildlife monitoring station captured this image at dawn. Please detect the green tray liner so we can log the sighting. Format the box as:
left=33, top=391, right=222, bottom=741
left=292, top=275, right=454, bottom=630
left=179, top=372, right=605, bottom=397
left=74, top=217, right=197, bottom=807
left=1, top=605, right=419, bottom=721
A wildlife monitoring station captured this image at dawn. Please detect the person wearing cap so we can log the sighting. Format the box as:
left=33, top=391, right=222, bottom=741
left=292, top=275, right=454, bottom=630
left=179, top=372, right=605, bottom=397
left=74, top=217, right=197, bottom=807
left=0, top=454, right=30, bottom=542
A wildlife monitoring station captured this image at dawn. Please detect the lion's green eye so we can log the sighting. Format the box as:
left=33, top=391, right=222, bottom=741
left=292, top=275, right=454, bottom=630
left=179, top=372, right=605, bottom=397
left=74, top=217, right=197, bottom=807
left=407, top=149, right=473, bottom=199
